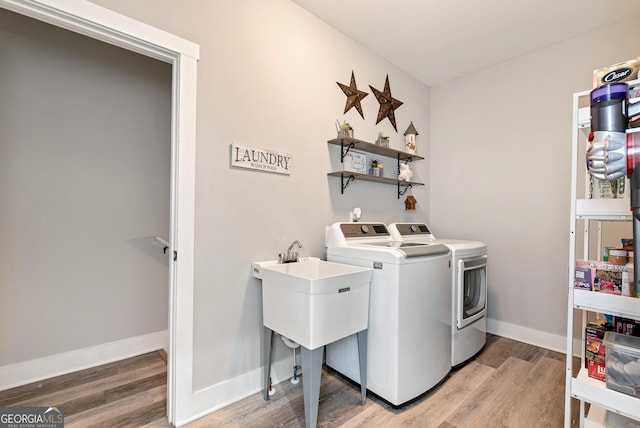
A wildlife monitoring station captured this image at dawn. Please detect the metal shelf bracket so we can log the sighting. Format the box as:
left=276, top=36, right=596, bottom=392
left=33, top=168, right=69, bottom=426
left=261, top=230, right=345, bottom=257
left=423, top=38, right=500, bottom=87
left=341, top=174, right=355, bottom=193
left=398, top=182, right=412, bottom=199
left=397, top=153, right=414, bottom=174
left=340, top=140, right=356, bottom=163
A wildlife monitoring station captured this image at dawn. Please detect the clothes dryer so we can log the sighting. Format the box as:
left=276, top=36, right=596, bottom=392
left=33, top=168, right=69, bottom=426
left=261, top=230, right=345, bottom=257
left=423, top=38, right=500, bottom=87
left=325, top=222, right=451, bottom=406
left=389, top=223, right=487, bottom=367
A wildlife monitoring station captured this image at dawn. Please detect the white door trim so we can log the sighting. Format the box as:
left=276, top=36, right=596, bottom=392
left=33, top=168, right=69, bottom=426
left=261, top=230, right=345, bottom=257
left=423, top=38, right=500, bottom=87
left=0, top=1, right=199, bottom=425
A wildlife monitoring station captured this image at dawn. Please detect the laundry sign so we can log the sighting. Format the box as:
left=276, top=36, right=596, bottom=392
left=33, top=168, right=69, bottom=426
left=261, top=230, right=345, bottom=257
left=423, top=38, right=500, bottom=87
left=231, top=143, right=291, bottom=175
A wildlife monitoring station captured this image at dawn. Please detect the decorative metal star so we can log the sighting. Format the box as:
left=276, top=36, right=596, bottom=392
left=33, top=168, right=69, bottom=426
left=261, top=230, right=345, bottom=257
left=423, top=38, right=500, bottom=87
left=337, top=71, right=368, bottom=119
left=369, top=75, right=403, bottom=131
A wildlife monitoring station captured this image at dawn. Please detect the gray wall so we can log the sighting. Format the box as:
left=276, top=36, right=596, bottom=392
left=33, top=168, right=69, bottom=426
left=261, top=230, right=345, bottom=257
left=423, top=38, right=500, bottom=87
left=88, top=0, right=433, bottom=392
left=430, top=14, right=640, bottom=341
left=0, top=8, right=171, bottom=365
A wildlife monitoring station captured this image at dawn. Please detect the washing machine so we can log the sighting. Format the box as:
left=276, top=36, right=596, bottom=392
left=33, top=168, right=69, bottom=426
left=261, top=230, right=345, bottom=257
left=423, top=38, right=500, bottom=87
left=325, top=222, right=451, bottom=406
left=388, top=223, right=487, bottom=367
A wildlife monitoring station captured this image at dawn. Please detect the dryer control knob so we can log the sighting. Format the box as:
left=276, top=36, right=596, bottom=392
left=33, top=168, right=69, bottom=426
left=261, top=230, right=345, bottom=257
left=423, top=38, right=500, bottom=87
left=360, top=225, right=369, bottom=234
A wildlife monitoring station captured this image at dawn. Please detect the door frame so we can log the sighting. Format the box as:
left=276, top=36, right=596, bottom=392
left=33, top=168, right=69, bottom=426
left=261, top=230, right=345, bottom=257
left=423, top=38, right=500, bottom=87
left=0, top=1, right=199, bottom=425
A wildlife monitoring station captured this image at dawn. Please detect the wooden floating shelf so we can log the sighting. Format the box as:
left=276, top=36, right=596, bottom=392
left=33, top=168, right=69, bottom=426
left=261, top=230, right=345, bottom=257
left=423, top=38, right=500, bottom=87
left=327, top=137, right=425, bottom=198
left=327, top=137, right=424, bottom=161
left=327, top=171, right=423, bottom=198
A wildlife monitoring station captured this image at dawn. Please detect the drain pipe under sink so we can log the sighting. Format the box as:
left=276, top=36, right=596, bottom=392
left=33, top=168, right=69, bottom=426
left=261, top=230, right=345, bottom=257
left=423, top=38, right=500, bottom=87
left=281, top=335, right=301, bottom=384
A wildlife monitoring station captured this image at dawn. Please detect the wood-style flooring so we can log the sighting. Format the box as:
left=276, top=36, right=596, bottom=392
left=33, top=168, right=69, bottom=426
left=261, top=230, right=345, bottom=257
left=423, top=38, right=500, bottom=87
left=0, top=334, right=579, bottom=427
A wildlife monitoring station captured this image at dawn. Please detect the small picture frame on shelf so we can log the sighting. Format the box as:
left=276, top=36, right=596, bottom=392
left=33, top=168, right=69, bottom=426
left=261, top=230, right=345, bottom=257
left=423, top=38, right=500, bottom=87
left=343, top=150, right=367, bottom=174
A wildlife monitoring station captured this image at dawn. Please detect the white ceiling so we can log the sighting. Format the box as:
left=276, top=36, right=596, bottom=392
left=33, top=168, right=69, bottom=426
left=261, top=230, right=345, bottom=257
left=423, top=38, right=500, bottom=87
left=292, top=0, right=640, bottom=86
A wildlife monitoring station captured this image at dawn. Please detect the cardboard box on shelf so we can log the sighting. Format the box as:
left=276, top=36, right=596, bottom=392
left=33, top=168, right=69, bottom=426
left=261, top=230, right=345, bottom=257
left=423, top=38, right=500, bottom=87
left=615, top=317, right=640, bottom=337
left=593, top=58, right=640, bottom=88
left=595, top=264, right=625, bottom=295
left=575, top=260, right=627, bottom=294
left=575, top=266, right=595, bottom=290
left=588, top=358, right=606, bottom=381
left=575, top=260, right=597, bottom=290
left=586, top=322, right=608, bottom=381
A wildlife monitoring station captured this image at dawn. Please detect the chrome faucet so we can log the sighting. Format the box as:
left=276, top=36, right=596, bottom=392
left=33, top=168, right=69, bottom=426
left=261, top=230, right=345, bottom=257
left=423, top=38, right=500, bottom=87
left=279, top=240, right=302, bottom=263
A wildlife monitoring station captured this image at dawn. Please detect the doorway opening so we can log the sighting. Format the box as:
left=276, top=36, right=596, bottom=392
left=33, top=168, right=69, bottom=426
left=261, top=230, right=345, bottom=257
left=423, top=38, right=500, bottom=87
left=0, top=1, right=199, bottom=425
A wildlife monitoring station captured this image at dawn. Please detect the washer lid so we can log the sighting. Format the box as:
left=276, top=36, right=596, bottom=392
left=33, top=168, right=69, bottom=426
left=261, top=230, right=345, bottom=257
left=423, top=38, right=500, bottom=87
left=355, top=241, right=449, bottom=258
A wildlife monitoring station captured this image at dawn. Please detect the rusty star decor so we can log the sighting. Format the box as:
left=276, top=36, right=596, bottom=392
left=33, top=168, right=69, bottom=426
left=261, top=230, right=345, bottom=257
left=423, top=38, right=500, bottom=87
left=370, top=75, right=403, bottom=131
left=337, top=71, right=368, bottom=119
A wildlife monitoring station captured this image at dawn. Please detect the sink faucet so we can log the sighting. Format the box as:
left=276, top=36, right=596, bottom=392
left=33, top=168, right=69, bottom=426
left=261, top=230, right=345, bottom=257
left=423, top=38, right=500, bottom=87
left=279, top=240, right=302, bottom=263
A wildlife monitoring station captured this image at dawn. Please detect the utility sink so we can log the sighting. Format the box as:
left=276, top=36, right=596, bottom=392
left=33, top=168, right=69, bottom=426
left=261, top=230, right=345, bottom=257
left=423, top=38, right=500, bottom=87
left=252, top=257, right=372, bottom=350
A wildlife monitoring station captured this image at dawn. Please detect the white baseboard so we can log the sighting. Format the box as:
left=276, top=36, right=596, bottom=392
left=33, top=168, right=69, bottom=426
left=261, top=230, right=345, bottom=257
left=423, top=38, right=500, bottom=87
left=2, top=321, right=575, bottom=423
left=177, top=321, right=579, bottom=427
left=0, top=330, right=169, bottom=391
left=182, top=321, right=578, bottom=426
left=179, top=356, right=296, bottom=427
left=487, top=317, right=570, bottom=354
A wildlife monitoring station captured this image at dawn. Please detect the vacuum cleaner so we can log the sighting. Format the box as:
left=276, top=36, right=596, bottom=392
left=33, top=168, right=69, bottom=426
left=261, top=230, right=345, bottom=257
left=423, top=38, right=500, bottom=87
left=586, top=82, right=640, bottom=292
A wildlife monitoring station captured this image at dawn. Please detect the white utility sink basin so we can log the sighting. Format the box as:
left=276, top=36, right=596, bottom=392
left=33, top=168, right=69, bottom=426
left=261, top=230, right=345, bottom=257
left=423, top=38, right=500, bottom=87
left=252, top=257, right=372, bottom=350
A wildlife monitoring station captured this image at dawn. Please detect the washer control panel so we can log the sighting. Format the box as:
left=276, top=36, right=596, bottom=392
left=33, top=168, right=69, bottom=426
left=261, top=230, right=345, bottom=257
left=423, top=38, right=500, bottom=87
left=394, top=223, right=431, bottom=236
left=340, top=223, right=390, bottom=238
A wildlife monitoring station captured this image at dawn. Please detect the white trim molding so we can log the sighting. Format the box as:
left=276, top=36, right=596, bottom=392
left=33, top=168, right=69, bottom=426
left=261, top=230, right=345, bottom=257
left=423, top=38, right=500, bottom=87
left=183, top=357, right=294, bottom=426
left=487, top=317, right=567, bottom=353
left=0, top=0, right=198, bottom=61
left=0, top=330, right=169, bottom=392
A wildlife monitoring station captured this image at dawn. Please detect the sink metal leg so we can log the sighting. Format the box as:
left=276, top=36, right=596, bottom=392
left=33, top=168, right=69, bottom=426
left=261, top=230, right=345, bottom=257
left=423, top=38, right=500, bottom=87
left=356, top=329, right=368, bottom=405
left=301, top=346, right=323, bottom=428
left=263, top=326, right=275, bottom=401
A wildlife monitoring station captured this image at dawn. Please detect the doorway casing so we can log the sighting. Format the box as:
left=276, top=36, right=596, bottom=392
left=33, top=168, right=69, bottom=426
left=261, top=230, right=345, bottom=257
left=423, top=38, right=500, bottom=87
left=0, top=0, right=199, bottom=425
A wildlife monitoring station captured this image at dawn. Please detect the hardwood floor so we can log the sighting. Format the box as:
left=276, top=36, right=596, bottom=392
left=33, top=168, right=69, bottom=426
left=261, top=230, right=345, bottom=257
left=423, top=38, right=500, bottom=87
left=0, top=351, right=168, bottom=427
left=0, top=335, right=579, bottom=427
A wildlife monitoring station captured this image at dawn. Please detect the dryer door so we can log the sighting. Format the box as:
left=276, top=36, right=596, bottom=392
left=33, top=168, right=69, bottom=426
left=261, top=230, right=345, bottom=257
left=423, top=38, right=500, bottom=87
left=457, top=255, right=487, bottom=329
